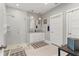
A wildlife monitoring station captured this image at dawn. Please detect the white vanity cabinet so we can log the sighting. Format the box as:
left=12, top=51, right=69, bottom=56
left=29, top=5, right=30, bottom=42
left=30, top=32, right=45, bottom=43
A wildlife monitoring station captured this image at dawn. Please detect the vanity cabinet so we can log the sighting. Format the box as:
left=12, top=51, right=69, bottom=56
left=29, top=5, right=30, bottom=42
left=30, top=32, right=45, bottom=43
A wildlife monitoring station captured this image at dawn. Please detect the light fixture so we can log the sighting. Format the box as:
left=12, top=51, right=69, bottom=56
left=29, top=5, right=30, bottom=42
left=39, top=17, right=41, bottom=20
left=16, top=4, right=19, bottom=7
left=30, top=16, right=34, bottom=19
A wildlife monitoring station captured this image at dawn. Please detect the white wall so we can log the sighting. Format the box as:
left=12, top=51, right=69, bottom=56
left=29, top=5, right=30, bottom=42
left=27, top=12, right=45, bottom=43
left=27, top=12, right=42, bottom=32
left=6, top=7, right=28, bottom=46
left=0, top=3, right=7, bottom=47
left=0, top=3, right=6, bottom=56
left=43, top=3, right=79, bottom=18
left=42, top=3, right=79, bottom=42
left=5, top=7, right=43, bottom=46
left=27, top=12, right=39, bottom=32
left=6, top=3, right=79, bottom=46
left=66, top=7, right=79, bottom=38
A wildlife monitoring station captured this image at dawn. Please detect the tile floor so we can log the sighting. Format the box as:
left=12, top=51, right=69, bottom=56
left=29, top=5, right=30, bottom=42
left=4, top=41, right=67, bottom=56
left=25, top=44, right=58, bottom=56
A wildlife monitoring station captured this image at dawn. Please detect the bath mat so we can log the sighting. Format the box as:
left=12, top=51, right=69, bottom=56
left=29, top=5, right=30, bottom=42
left=10, top=50, right=26, bottom=56
left=4, top=50, right=10, bottom=56
left=9, top=47, right=26, bottom=56
left=31, top=41, right=48, bottom=49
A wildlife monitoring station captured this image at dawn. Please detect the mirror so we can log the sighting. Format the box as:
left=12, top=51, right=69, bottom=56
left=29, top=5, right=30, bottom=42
left=29, top=16, right=42, bottom=33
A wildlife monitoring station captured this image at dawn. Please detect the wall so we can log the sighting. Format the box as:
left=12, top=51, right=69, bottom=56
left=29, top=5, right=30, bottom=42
left=42, top=3, right=79, bottom=42
left=6, top=7, right=28, bottom=46
left=43, top=3, right=79, bottom=18
left=27, top=12, right=45, bottom=43
left=0, top=3, right=6, bottom=56
left=0, top=3, right=7, bottom=47
left=27, top=12, right=42, bottom=32
left=5, top=7, right=43, bottom=46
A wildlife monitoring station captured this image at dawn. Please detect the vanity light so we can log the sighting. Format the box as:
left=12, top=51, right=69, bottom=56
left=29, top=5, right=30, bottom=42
left=39, top=17, right=41, bottom=20
left=30, top=16, right=34, bottom=19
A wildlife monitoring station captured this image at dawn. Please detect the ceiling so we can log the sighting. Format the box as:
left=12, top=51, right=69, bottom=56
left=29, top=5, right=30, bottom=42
left=6, top=3, right=60, bottom=14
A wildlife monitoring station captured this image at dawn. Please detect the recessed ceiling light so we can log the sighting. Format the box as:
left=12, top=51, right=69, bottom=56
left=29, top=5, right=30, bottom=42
left=16, top=4, right=19, bottom=7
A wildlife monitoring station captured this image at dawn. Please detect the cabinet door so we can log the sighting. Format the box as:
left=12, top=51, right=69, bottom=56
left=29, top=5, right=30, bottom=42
left=50, top=13, right=63, bottom=46
left=66, top=9, right=79, bottom=38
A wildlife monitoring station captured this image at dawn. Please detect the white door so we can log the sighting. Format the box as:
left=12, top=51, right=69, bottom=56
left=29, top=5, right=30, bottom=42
left=50, top=13, right=63, bottom=46
left=66, top=9, right=79, bottom=38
